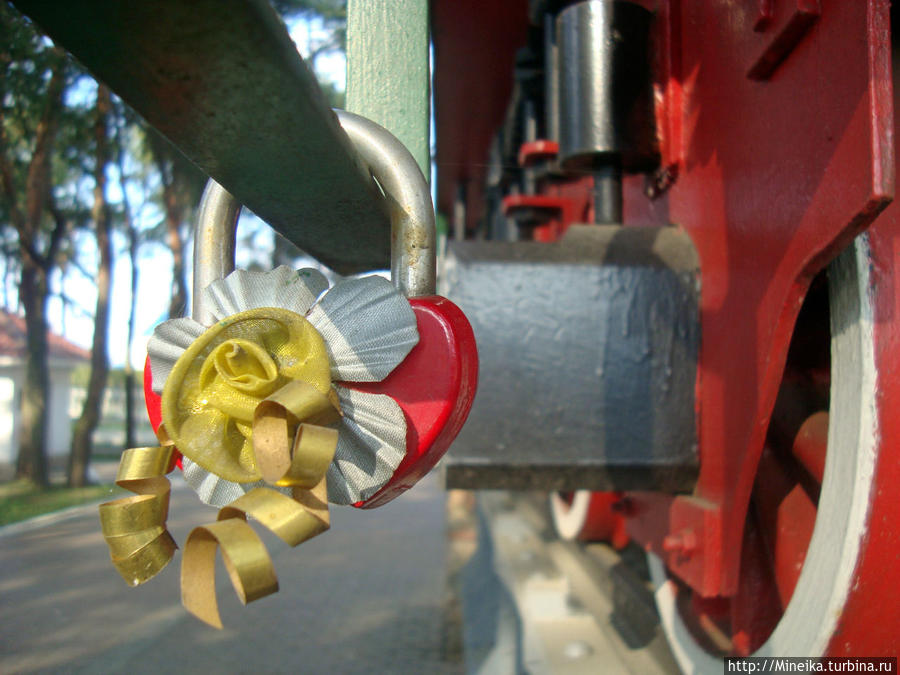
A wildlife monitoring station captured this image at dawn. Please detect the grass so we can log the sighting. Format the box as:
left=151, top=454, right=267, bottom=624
left=0, top=479, right=123, bottom=527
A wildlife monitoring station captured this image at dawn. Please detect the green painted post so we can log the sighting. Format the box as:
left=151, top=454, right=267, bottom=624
left=346, top=0, right=430, bottom=181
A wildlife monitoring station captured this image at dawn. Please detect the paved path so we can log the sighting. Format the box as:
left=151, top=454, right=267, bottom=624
left=0, top=471, right=460, bottom=674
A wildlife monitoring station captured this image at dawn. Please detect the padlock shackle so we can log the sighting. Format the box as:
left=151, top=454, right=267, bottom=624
left=192, top=183, right=239, bottom=324
left=336, top=111, right=436, bottom=298
left=191, top=109, right=436, bottom=324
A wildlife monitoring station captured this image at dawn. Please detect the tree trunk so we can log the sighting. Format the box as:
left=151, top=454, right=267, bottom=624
left=120, top=130, right=139, bottom=450
left=123, top=229, right=137, bottom=448
left=148, top=135, right=189, bottom=320
left=145, top=130, right=206, bottom=320
left=165, top=192, right=187, bottom=319
left=8, top=52, right=67, bottom=487
left=68, top=85, right=112, bottom=487
left=16, top=261, right=50, bottom=485
left=163, top=177, right=188, bottom=319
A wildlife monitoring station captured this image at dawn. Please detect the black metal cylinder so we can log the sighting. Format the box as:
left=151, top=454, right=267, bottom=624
left=593, top=162, right=623, bottom=223
left=543, top=14, right=560, bottom=142
left=556, top=0, right=658, bottom=172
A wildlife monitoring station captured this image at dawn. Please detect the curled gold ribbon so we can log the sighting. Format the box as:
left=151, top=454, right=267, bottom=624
left=179, top=381, right=340, bottom=627
left=253, top=381, right=341, bottom=486
left=98, top=442, right=176, bottom=586
left=107, top=309, right=344, bottom=627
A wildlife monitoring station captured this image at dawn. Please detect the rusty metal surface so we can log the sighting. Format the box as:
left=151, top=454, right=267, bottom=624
left=12, top=0, right=391, bottom=274
left=443, top=226, right=699, bottom=492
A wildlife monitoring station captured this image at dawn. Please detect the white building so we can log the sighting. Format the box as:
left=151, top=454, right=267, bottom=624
left=0, top=310, right=89, bottom=472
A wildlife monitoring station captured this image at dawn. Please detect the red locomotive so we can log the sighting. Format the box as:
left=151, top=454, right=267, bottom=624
left=433, top=0, right=900, bottom=664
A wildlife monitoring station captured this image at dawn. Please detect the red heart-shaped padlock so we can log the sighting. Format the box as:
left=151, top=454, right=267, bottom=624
left=346, top=295, right=477, bottom=507
left=142, top=294, right=477, bottom=508
left=143, top=111, right=479, bottom=505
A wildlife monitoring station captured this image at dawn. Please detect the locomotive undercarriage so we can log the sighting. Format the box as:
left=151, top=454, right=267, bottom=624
left=433, top=0, right=900, bottom=664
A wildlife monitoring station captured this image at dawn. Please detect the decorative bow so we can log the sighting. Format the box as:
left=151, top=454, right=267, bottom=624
left=100, top=267, right=419, bottom=627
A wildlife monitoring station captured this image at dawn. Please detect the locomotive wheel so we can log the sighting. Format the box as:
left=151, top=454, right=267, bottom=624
left=549, top=491, right=593, bottom=540
left=649, top=236, right=880, bottom=667
left=549, top=491, right=628, bottom=548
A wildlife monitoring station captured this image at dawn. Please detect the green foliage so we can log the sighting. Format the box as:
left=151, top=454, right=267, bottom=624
left=1, top=9, right=91, bottom=176
left=1, top=7, right=62, bottom=140
left=2, top=0, right=348, bottom=285
left=278, top=0, right=347, bottom=95
left=1, top=4, right=104, bottom=303
left=0, top=478, right=122, bottom=526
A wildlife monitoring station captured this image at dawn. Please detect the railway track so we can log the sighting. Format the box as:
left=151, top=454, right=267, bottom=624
left=452, top=489, right=680, bottom=674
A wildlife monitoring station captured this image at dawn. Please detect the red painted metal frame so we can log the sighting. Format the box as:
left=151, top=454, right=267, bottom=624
left=502, top=194, right=580, bottom=242
left=625, top=0, right=894, bottom=598
left=747, top=0, right=821, bottom=81
left=485, top=2, right=894, bottom=603
left=581, top=492, right=630, bottom=549
left=429, top=0, right=899, bottom=651
left=518, top=140, right=559, bottom=167
left=432, top=0, right=529, bottom=234
left=503, top=176, right=594, bottom=241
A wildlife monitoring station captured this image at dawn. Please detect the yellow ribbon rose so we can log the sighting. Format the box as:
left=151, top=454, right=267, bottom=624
left=161, top=307, right=332, bottom=483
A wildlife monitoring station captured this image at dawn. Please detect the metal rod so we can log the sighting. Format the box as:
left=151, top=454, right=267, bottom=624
left=544, top=13, right=560, bottom=142
left=453, top=184, right=467, bottom=242
left=594, top=163, right=623, bottom=224
left=556, top=0, right=657, bottom=173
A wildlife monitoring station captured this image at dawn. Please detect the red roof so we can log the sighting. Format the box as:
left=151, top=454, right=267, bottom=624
left=0, top=310, right=91, bottom=361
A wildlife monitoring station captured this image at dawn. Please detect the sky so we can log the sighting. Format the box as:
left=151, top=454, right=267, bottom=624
left=19, top=17, right=348, bottom=370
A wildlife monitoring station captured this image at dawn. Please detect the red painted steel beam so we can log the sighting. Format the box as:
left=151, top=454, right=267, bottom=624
left=627, top=0, right=893, bottom=597
left=431, top=0, right=529, bottom=232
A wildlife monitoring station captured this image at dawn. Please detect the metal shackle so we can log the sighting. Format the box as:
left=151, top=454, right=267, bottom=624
left=191, top=109, right=436, bottom=325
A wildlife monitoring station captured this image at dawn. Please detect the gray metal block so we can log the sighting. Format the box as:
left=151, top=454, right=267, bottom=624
left=442, top=226, right=699, bottom=491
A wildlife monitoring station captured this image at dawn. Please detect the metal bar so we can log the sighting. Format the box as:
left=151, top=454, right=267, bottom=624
left=12, top=0, right=391, bottom=274
left=593, top=163, right=623, bottom=224
left=346, top=0, right=431, bottom=179
left=544, top=14, right=560, bottom=142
